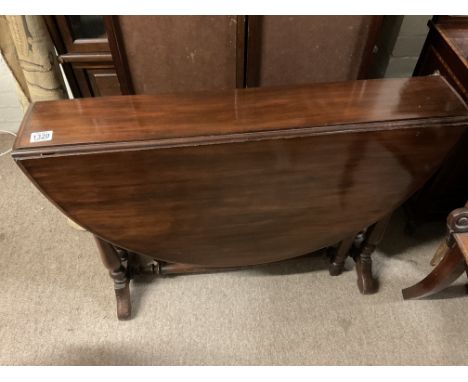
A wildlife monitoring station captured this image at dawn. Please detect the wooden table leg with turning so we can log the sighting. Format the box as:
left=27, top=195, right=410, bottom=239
left=329, top=214, right=391, bottom=294
left=402, top=208, right=468, bottom=300
left=95, top=236, right=132, bottom=320
left=329, top=234, right=358, bottom=276
left=355, top=215, right=392, bottom=294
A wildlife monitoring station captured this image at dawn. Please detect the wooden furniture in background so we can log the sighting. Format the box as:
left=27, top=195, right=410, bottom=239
left=406, top=16, right=468, bottom=226
left=44, top=16, right=120, bottom=98
left=244, top=16, right=382, bottom=87
left=12, top=76, right=468, bottom=319
left=106, top=16, right=246, bottom=94
left=402, top=207, right=468, bottom=299
left=45, top=16, right=383, bottom=97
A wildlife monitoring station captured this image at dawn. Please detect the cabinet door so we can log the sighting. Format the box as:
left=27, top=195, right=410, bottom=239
left=110, top=16, right=245, bottom=94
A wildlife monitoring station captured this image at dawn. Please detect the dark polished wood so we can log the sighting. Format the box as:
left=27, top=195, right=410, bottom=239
left=95, top=236, right=131, bottom=320
left=43, top=15, right=82, bottom=98
left=58, top=52, right=113, bottom=63
left=12, top=76, right=468, bottom=270
left=407, top=17, right=468, bottom=223
left=55, top=16, right=109, bottom=53
left=329, top=234, right=357, bottom=276
left=12, top=76, right=467, bottom=151
left=402, top=244, right=466, bottom=300
left=329, top=214, right=391, bottom=290
left=103, top=15, right=133, bottom=95
left=355, top=215, right=391, bottom=294
left=245, top=15, right=262, bottom=87
left=44, top=15, right=116, bottom=98
left=402, top=207, right=468, bottom=299
left=158, top=262, right=244, bottom=276
left=414, top=20, right=467, bottom=101
left=12, top=76, right=468, bottom=318
left=86, top=69, right=121, bottom=97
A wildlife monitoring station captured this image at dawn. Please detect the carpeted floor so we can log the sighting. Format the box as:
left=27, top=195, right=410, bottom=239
left=1, top=134, right=467, bottom=365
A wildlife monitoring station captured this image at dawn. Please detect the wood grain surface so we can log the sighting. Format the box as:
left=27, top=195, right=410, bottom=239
left=13, top=76, right=467, bottom=152
left=12, top=76, right=468, bottom=267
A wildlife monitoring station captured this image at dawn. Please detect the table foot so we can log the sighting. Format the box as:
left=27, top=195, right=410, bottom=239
left=402, top=244, right=466, bottom=300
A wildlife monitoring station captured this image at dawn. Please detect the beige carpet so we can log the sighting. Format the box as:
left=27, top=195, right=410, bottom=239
left=1, top=134, right=467, bottom=365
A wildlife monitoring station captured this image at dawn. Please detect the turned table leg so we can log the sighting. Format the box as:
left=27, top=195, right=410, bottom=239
left=355, top=215, right=391, bottom=294
left=94, top=236, right=132, bottom=320
left=329, top=234, right=357, bottom=276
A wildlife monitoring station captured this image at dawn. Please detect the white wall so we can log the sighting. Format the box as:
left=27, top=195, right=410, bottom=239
left=0, top=54, right=25, bottom=134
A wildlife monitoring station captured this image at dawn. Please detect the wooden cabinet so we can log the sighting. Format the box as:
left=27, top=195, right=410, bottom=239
left=55, top=15, right=108, bottom=53
left=46, top=16, right=383, bottom=97
left=413, top=17, right=467, bottom=100
left=407, top=16, right=468, bottom=224
left=44, top=16, right=120, bottom=98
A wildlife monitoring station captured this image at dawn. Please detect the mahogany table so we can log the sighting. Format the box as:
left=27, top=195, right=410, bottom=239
left=12, top=76, right=468, bottom=319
